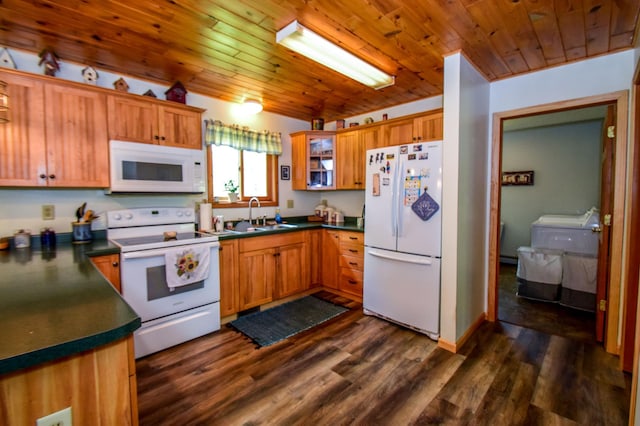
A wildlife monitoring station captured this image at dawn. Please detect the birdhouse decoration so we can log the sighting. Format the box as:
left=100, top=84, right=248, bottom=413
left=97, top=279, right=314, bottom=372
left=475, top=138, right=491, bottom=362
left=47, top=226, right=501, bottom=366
left=143, top=89, right=157, bottom=98
left=113, top=77, right=129, bottom=92
left=38, top=49, right=60, bottom=76
left=0, top=48, right=17, bottom=69
left=81, top=66, right=99, bottom=85
left=165, top=81, right=187, bottom=104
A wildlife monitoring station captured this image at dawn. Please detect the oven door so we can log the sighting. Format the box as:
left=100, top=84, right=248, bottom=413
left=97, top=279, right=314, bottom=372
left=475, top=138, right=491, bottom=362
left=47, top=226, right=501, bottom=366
left=120, top=241, right=220, bottom=322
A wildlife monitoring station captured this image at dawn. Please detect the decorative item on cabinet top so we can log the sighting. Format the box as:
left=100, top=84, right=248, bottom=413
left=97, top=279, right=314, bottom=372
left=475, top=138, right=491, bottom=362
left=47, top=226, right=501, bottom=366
left=38, top=48, right=60, bottom=76
left=166, top=81, right=187, bottom=104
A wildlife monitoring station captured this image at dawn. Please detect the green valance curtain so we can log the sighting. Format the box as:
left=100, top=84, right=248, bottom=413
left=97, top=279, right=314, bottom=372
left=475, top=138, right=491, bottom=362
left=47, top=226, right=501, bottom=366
left=204, top=119, right=282, bottom=155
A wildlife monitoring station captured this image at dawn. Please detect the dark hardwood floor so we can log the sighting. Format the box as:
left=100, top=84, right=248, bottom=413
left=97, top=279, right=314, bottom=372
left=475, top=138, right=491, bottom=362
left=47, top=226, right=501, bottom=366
left=136, top=291, right=631, bottom=425
left=498, top=263, right=596, bottom=343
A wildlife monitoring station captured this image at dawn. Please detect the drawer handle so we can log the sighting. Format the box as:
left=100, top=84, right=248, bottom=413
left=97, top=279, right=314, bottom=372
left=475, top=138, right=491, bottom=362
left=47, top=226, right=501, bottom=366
left=349, top=249, right=358, bottom=253
left=349, top=236, right=358, bottom=240
left=348, top=262, right=358, bottom=266
left=348, top=280, right=357, bottom=285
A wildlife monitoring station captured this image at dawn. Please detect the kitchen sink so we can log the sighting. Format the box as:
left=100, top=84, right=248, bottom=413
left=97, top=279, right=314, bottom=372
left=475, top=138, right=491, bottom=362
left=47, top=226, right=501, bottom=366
left=256, top=224, right=298, bottom=231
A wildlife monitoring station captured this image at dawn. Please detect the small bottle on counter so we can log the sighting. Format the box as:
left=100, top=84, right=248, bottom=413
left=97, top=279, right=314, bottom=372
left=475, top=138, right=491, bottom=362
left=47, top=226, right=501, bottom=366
left=275, top=208, right=282, bottom=224
left=40, top=228, right=56, bottom=249
left=14, top=229, right=31, bottom=248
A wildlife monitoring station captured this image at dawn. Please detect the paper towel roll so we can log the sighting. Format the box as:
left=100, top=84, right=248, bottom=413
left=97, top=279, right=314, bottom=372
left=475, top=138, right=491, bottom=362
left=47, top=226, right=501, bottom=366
left=199, top=203, right=213, bottom=231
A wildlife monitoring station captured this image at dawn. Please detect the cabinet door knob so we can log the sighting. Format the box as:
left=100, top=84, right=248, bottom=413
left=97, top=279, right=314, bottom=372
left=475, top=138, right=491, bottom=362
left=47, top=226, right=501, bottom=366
left=154, top=135, right=160, bottom=140
left=48, top=174, right=56, bottom=180
left=39, top=174, right=47, bottom=179
left=112, top=261, right=119, bottom=267
left=160, top=136, right=166, bottom=141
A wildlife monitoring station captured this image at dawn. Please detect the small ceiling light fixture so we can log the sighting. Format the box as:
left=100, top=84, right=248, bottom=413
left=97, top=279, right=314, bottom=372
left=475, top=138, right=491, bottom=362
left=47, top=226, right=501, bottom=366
left=0, top=80, right=8, bottom=123
left=242, top=98, right=263, bottom=115
left=276, top=20, right=395, bottom=90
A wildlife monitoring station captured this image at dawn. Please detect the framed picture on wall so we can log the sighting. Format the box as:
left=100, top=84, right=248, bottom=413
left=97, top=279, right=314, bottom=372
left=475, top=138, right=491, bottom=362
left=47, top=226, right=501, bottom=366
left=502, top=170, right=534, bottom=186
left=280, top=165, right=291, bottom=180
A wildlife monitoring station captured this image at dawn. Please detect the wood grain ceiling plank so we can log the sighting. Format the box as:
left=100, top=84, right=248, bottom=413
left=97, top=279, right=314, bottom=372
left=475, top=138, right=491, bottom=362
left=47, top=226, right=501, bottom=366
left=522, top=0, right=566, bottom=63
left=610, top=0, right=640, bottom=36
left=492, top=0, right=547, bottom=71
left=466, top=0, right=529, bottom=74
left=584, top=0, right=611, bottom=55
left=555, top=0, right=587, bottom=56
left=428, top=0, right=511, bottom=80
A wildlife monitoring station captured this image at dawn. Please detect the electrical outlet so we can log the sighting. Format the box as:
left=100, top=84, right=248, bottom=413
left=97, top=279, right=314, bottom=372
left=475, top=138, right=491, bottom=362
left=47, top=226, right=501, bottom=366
left=42, top=204, right=55, bottom=220
left=321, top=199, right=327, bottom=206
left=36, top=406, right=72, bottom=426
left=286, top=199, right=294, bottom=209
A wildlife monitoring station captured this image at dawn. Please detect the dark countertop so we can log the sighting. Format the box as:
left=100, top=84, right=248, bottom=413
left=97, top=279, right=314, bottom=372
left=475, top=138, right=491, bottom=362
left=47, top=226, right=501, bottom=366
left=211, top=217, right=365, bottom=240
left=0, top=240, right=140, bottom=376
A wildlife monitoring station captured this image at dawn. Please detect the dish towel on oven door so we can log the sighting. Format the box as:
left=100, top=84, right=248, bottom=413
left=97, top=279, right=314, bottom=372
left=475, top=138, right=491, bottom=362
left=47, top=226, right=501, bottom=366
left=165, top=245, right=211, bottom=291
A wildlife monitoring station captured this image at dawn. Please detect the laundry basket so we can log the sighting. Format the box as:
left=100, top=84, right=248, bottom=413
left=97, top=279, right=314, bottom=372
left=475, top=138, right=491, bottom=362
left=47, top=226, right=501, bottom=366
left=559, top=253, right=598, bottom=311
left=516, top=246, right=564, bottom=301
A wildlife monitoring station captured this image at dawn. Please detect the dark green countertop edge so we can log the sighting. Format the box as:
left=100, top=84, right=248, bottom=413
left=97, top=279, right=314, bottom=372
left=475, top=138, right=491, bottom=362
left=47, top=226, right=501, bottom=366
left=0, top=317, right=141, bottom=376
left=0, top=238, right=140, bottom=377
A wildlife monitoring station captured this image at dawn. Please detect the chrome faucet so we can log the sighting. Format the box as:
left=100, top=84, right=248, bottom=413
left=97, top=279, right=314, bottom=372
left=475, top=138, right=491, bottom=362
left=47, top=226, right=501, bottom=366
left=248, top=197, right=261, bottom=225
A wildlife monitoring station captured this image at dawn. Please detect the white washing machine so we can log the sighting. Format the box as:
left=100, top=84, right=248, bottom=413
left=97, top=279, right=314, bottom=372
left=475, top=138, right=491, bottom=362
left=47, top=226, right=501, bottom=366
left=530, top=207, right=599, bottom=256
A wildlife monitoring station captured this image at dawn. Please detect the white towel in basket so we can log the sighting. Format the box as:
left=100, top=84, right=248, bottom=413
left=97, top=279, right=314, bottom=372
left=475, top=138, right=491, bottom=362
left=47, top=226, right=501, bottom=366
left=165, top=245, right=210, bottom=291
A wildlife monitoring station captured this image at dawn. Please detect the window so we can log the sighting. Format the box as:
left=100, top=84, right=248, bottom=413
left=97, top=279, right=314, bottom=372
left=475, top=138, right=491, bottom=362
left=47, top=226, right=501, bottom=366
left=208, top=144, right=278, bottom=207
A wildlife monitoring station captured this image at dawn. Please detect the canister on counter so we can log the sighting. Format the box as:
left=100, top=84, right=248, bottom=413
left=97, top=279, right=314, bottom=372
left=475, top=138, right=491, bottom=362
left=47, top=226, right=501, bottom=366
left=40, top=228, right=57, bottom=249
left=14, top=229, right=31, bottom=248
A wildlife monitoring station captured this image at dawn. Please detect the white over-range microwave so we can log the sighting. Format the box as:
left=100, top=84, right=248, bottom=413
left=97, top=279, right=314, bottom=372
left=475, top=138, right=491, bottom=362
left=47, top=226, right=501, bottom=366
left=107, top=140, right=205, bottom=194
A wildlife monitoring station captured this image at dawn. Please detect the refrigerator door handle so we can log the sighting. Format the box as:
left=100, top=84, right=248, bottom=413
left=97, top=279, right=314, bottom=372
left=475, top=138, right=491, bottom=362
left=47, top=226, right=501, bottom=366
left=396, top=158, right=405, bottom=237
left=390, top=154, right=400, bottom=237
left=368, top=249, right=433, bottom=266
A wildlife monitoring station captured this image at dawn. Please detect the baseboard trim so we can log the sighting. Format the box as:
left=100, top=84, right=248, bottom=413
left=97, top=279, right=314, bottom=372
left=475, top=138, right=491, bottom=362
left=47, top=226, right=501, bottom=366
left=437, top=312, right=487, bottom=353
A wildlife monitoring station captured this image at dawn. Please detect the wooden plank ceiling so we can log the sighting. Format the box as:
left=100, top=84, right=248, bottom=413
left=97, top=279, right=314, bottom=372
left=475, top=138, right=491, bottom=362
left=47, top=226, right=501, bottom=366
left=0, top=0, right=638, bottom=121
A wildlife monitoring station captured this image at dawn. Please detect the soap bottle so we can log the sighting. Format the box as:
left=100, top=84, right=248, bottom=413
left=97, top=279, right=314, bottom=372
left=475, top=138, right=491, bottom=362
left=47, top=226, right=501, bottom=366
left=274, top=208, right=282, bottom=224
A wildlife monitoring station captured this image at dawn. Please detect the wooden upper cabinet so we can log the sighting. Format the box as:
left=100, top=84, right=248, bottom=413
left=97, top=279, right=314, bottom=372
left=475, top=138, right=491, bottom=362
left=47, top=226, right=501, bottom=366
left=107, top=96, right=157, bottom=143
left=413, top=111, right=443, bottom=142
left=107, top=94, right=203, bottom=150
left=44, top=83, right=109, bottom=187
left=384, top=118, right=414, bottom=147
left=0, top=69, right=109, bottom=188
left=0, top=71, right=46, bottom=186
left=290, top=131, right=336, bottom=190
left=336, top=130, right=365, bottom=190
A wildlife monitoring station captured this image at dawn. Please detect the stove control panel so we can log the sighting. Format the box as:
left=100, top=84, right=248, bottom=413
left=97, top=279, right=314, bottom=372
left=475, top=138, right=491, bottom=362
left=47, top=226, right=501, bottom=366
left=107, top=207, right=196, bottom=228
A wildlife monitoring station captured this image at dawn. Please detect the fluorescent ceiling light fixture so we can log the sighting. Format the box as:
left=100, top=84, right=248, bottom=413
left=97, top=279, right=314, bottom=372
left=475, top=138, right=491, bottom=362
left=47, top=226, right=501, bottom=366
left=276, top=20, right=395, bottom=90
left=241, top=99, right=263, bottom=114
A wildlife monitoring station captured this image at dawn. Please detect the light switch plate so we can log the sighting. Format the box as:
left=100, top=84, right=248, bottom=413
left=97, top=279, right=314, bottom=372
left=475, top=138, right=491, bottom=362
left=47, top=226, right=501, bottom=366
left=287, top=199, right=294, bottom=208
left=36, top=406, right=72, bottom=426
left=42, top=204, right=55, bottom=220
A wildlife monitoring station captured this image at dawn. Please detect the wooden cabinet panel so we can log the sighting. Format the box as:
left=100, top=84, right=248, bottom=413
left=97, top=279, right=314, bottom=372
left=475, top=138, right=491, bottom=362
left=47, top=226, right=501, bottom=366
left=107, top=94, right=203, bottom=149
left=413, top=111, right=443, bottom=142
left=0, top=71, right=46, bottom=186
left=276, top=242, right=307, bottom=298
left=43, top=83, right=109, bottom=187
left=0, top=337, right=135, bottom=426
left=159, top=105, right=202, bottom=149
left=339, top=232, right=364, bottom=245
left=339, top=268, right=363, bottom=297
left=90, top=254, right=121, bottom=293
left=0, top=70, right=109, bottom=188
left=307, top=229, right=323, bottom=288
left=383, top=118, right=414, bottom=147
left=219, top=239, right=238, bottom=317
left=322, top=230, right=340, bottom=289
left=336, top=131, right=365, bottom=189
left=238, top=247, right=276, bottom=310
left=290, top=131, right=336, bottom=190
left=107, top=96, right=157, bottom=144
left=361, top=126, right=382, bottom=151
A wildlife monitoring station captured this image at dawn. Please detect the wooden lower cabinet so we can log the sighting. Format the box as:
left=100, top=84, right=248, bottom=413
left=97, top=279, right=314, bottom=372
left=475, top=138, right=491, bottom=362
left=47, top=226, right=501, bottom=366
left=322, top=230, right=340, bottom=290
left=337, top=232, right=365, bottom=299
left=307, top=229, right=323, bottom=288
left=0, top=336, right=138, bottom=426
left=237, top=232, right=308, bottom=311
left=90, top=254, right=121, bottom=293
left=219, top=239, right=239, bottom=317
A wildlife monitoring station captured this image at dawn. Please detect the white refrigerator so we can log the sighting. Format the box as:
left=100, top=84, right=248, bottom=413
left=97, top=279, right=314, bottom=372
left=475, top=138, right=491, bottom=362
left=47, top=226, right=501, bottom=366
left=363, top=141, right=442, bottom=340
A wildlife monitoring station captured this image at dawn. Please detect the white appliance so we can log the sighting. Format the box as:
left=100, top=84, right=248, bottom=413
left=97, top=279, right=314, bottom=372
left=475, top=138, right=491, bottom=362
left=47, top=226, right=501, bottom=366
left=363, top=141, right=442, bottom=340
left=108, top=140, right=205, bottom=193
left=107, top=207, right=220, bottom=358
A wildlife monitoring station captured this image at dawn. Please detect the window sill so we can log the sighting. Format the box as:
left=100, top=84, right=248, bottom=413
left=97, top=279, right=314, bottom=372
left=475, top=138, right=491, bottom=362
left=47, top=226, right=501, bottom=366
left=212, top=200, right=278, bottom=209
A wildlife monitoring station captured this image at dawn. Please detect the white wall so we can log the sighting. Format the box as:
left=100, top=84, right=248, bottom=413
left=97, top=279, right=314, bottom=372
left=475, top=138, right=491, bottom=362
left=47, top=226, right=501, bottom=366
left=0, top=48, right=311, bottom=236
left=501, top=120, right=603, bottom=258
left=441, top=53, right=491, bottom=343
